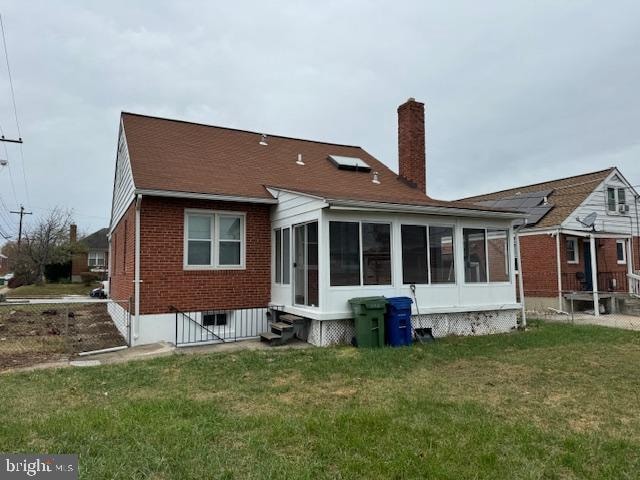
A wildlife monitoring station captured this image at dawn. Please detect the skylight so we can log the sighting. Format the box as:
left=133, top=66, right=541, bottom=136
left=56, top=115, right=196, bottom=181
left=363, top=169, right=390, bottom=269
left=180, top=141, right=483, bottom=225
left=328, top=155, right=371, bottom=172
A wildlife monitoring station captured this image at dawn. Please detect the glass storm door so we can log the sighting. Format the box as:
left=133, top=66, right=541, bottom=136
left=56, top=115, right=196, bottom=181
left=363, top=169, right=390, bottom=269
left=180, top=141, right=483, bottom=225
left=293, top=222, right=318, bottom=307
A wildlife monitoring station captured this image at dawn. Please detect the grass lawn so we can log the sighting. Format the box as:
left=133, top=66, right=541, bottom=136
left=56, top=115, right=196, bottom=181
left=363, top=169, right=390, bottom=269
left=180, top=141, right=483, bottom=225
left=5, top=282, right=99, bottom=298
left=1, top=321, right=640, bottom=479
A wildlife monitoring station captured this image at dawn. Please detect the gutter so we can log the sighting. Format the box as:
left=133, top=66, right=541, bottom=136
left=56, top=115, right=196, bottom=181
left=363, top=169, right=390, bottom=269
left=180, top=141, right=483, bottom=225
left=134, top=188, right=278, bottom=205
left=133, top=193, right=142, bottom=343
left=327, top=199, right=523, bottom=219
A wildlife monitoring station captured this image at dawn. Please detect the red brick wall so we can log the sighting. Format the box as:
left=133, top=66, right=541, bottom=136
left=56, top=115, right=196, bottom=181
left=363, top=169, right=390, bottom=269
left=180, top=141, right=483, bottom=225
left=634, top=236, right=640, bottom=272
left=138, top=196, right=271, bottom=315
left=595, top=238, right=629, bottom=292
left=110, top=201, right=136, bottom=303
left=519, top=234, right=558, bottom=297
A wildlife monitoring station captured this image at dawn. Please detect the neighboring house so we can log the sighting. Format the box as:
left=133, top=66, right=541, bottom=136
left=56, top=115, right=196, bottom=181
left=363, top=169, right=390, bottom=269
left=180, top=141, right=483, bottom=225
left=0, top=253, right=9, bottom=276
left=460, top=168, right=640, bottom=315
left=71, top=225, right=109, bottom=281
left=108, top=98, right=523, bottom=347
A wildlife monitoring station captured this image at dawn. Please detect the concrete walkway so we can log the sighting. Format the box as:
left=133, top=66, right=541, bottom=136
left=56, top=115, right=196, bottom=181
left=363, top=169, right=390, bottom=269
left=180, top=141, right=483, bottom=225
left=1, top=338, right=313, bottom=374
left=543, top=313, right=640, bottom=331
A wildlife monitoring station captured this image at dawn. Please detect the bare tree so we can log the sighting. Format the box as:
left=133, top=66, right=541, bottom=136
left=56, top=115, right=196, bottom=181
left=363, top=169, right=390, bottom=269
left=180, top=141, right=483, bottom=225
left=10, top=208, right=76, bottom=284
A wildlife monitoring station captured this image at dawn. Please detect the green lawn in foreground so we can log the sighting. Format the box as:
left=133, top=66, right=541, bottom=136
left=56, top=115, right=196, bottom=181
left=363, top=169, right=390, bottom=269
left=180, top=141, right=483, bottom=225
left=5, top=282, right=99, bottom=297
left=1, top=321, right=639, bottom=479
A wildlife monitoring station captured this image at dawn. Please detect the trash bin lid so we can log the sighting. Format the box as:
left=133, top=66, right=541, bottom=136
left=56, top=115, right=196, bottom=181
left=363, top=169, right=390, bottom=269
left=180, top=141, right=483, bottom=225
left=386, top=296, right=413, bottom=311
left=348, top=296, right=387, bottom=309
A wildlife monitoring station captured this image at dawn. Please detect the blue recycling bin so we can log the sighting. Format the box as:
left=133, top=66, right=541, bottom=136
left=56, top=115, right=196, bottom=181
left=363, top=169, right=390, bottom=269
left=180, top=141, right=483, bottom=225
left=385, top=296, right=413, bottom=346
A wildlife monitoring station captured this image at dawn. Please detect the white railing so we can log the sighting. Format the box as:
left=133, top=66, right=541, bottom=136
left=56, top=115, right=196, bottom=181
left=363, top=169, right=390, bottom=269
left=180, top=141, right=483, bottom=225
left=629, top=273, right=640, bottom=297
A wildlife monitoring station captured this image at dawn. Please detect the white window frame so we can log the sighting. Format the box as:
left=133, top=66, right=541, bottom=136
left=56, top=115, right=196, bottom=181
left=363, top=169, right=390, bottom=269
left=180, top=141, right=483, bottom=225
left=88, top=251, right=106, bottom=267
left=400, top=223, right=457, bottom=286
left=566, top=237, right=579, bottom=264
left=462, top=227, right=511, bottom=284
left=616, top=240, right=627, bottom=265
left=273, top=227, right=291, bottom=285
left=183, top=209, right=246, bottom=270
left=328, top=220, right=393, bottom=287
left=606, top=185, right=628, bottom=215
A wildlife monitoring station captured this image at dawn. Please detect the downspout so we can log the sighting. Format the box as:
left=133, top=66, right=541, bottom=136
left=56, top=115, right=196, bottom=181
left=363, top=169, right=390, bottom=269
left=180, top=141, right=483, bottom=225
left=514, top=220, right=527, bottom=329
left=635, top=194, right=640, bottom=273
left=555, top=229, right=563, bottom=312
left=134, top=194, right=142, bottom=342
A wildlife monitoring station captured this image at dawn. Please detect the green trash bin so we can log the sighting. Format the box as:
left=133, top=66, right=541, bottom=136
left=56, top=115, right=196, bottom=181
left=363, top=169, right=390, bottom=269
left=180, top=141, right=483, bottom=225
left=348, top=296, right=387, bottom=348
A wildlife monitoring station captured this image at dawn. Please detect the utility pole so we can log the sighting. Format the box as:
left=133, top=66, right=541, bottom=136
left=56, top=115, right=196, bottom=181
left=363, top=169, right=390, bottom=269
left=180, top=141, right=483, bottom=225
left=10, top=204, right=31, bottom=245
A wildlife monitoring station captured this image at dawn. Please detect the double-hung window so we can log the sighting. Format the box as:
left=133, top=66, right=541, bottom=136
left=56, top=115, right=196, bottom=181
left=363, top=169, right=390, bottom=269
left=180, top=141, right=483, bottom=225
left=88, top=251, right=106, bottom=267
left=566, top=238, right=578, bottom=264
left=463, top=228, right=510, bottom=283
left=607, top=186, right=628, bottom=214
left=184, top=211, right=245, bottom=268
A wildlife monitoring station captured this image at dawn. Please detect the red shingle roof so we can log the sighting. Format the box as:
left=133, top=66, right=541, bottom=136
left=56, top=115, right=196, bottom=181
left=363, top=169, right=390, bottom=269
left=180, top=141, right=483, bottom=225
left=121, top=112, right=512, bottom=213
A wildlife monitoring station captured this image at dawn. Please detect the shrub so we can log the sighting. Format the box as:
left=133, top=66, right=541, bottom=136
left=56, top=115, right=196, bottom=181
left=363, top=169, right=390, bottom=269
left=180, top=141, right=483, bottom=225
left=80, top=272, right=101, bottom=286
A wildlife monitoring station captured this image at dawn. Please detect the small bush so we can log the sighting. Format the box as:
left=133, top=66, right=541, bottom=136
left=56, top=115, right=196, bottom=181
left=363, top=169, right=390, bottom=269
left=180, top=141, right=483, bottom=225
left=8, top=277, right=24, bottom=289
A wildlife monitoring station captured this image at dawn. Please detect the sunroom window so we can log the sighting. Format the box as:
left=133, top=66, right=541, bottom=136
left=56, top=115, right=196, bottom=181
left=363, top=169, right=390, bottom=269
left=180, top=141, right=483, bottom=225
left=463, top=228, right=510, bottom=283
left=400, top=225, right=455, bottom=284
left=185, top=212, right=244, bottom=268
left=274, top=227, right=290, bottom=284
left=329, top=221, right=391, bottom=286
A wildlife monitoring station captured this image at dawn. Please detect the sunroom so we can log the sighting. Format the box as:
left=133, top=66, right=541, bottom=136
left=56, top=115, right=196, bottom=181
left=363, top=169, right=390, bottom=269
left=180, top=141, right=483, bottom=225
left=268, top=189, right=523, bottom=346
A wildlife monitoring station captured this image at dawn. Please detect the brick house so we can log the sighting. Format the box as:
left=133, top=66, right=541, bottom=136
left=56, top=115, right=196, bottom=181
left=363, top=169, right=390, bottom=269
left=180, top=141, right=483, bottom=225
left=70, top=225, right=109, bottom=282
left=108, top=99, right=524, bottom=347
left=461, top=168, right=640, bottom=315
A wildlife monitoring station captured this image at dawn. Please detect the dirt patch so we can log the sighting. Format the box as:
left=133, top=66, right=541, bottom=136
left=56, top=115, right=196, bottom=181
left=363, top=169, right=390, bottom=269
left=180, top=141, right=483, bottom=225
left=0, top=303, right=126, bottom=370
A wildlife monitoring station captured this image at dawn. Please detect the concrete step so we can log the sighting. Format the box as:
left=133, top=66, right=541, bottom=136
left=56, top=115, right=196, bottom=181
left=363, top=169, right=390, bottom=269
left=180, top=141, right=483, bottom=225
left=259, top=331, right=282, bottom=345
left=270, top=322, right=294, bottom=333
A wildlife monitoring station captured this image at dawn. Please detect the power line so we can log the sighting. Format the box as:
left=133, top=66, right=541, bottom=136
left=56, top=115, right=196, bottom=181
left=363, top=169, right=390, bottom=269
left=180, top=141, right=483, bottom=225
left=0, top=13, right=28, bottom=206
left=0, top=13, right=21, bottom=138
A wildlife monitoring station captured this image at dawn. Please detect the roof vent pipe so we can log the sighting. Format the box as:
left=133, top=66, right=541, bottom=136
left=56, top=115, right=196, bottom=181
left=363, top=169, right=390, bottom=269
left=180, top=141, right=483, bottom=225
left=259, top=134, right=268, bottom=146
left=372, top=171, right=380, bottom=184
left=296, top=153, right=305, bottom=165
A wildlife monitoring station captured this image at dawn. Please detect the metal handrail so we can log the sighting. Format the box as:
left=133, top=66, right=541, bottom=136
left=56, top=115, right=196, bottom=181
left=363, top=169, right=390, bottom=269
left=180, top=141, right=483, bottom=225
left=170, top=305, right=225, bottom=345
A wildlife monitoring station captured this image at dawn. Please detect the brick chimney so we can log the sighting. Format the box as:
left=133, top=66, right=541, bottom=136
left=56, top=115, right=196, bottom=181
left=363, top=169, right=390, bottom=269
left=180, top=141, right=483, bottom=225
left=398, top=97, right=426, bottom=194
left=70, top=224, right=77, bottom=243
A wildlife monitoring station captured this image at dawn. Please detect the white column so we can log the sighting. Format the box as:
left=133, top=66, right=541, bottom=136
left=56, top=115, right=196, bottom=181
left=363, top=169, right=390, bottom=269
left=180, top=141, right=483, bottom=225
left=515, top=230, right=526, bottom=328
left=555, top=231, right=563, bottom=311
left=590, top=234, right=599, bottom=317
left=627, top=238, right=634, bottom=293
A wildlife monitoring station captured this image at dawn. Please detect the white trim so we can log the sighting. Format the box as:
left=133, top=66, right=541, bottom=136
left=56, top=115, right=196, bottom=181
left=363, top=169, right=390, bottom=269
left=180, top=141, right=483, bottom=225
left=327, top=199, right=523, bottom=219
left=135, top=188, right=277, bottom=205
left=589, top=235, right=600, bottom=317
left=271, top=303, right=522, bottom=321
left=183, top=209, right=246, bottom=270
left=617, top=239, right=627, bottom=264
left=134, top=194, right=142, bottom=341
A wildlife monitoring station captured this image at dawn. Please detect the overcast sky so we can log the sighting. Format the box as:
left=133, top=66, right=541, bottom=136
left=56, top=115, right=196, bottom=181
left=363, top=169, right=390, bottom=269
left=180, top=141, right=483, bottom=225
left=0, top=0, right=638, bottom=237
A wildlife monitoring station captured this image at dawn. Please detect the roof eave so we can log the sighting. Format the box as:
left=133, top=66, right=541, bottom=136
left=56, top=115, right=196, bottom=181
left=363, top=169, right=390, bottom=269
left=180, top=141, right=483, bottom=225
left=326, top=199, right=524, bottom=219
left=134, top=188, right=278, bottom=205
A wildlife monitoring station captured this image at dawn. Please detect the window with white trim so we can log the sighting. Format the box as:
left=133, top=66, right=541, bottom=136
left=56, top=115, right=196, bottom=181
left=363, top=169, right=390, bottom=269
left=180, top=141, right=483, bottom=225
left=607, top=186, right=628, bottom=214
left=185, top=211, right=244, bottom=268
left=274, top=227, right=290, bottom=284
left=329, top=221, right=391, bottom=286
left=88, top=251, right=106, bottom=267
left=400, top=224, right=455, bottom=284
left=617, top=240, right=626, bottom=264
left=566, top=237, right=578, bottom=264
left=463, top=228, right=510, bottom=283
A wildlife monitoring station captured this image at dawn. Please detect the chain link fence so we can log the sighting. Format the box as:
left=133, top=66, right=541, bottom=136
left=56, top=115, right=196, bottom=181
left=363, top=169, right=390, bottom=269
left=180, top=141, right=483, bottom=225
left=0, top=299, right=130, bottom=370
left=535, top=291, right=640, bottom=331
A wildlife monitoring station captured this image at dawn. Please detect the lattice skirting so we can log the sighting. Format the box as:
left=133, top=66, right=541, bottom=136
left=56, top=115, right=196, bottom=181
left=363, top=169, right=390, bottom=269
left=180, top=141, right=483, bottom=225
left=307, top=309, right=518, bottom=347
